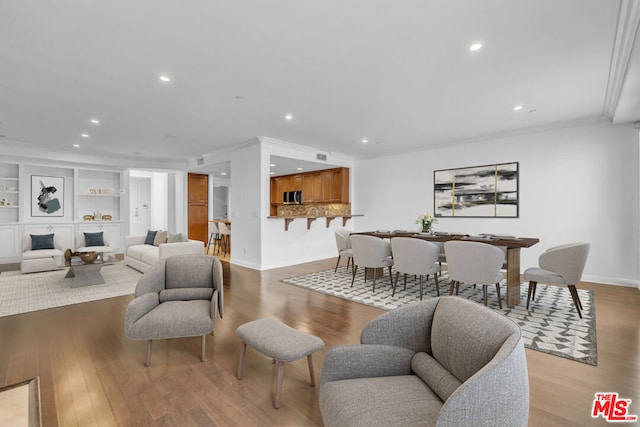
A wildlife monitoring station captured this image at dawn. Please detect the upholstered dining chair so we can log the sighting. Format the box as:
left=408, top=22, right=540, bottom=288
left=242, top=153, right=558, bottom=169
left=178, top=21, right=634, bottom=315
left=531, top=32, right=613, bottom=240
left=444, top=241, right=505, bottom=309
left=124, top=254, right=224, bottom=366
left=350, top=234, right=393, bottom=293
left=390, top=237, right=441, bottom=300
left=334, top=229, right=353, bottom=272
left=207, top=221, right=221, bottom=254
left=523, top=242, right=590, bottom=319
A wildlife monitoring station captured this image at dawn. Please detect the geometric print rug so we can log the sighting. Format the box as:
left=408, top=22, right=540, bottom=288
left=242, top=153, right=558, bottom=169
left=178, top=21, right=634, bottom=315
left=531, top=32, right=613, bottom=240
left=282, top=268, right=597, bottom=365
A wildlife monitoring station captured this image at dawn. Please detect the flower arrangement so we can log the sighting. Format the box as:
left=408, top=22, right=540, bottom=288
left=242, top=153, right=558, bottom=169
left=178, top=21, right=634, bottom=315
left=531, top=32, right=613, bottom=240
left=416, top=213, right=437, bottom=233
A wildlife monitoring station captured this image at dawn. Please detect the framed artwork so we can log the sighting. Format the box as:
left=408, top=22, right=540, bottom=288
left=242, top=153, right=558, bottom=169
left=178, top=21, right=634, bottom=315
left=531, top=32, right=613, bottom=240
left=31, top=175, right=64, bottom=217
left=434, top=162, right=518, bottom=218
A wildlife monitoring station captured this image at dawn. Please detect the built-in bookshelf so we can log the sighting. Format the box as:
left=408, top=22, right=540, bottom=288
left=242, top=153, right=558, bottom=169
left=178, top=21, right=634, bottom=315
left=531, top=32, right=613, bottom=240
left=76, top=169, right=122, bottom=221
left=0, top=162, right=19, bottom=223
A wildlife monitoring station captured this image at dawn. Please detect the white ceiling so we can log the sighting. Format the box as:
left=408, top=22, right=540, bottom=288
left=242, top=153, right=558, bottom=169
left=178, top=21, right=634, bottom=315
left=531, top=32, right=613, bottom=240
left=1, top=0, right=638, bottom=166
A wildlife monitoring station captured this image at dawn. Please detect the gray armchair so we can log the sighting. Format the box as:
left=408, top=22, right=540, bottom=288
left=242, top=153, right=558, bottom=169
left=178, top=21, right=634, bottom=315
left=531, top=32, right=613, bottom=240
left=124, top=254, right=223, bottom=366
left=319, top=296, right=529, bottom=427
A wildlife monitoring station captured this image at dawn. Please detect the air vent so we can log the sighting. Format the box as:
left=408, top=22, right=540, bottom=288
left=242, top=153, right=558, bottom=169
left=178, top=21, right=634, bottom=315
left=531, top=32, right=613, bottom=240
left=197, top=157, right=205, bottom=166
left=316, top=153, right=327, bottom=161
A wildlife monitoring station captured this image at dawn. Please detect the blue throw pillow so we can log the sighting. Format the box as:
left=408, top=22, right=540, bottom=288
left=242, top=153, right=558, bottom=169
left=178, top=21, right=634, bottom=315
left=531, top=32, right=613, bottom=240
left=31, top=234, right=54, bottom=250
left=144, top=230, right=157, bottom=245
left=84, top=232, right=104, bottom=247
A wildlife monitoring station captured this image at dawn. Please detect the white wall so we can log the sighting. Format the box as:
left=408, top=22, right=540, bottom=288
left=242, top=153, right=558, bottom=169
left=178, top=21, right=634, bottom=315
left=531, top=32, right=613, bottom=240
left=353, top=119, right=639, bottom=287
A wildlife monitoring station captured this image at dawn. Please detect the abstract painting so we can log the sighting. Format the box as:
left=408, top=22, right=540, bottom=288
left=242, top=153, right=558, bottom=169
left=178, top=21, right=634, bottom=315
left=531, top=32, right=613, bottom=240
left=31, top=175, right=64, bottom=217
left=434, top=162, right=518, bottom=217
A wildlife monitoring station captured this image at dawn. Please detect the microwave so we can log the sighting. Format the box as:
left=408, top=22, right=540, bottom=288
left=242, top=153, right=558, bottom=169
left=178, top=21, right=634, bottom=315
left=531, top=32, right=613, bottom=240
left=283, top=190, right=302, bottom=204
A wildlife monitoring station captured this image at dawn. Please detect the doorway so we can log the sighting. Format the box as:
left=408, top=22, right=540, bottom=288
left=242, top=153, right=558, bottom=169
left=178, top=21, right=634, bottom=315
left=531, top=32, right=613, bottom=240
left=188, top=173, right=208, bottom=243
left=130, top=176, right=151, bottom=236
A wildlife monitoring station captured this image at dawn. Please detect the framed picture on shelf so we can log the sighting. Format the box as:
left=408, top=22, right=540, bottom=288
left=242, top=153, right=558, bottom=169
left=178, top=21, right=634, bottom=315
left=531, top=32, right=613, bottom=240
left=31, top=175, right=64, bottom=217
left=434, top=162, right=519, bottom=218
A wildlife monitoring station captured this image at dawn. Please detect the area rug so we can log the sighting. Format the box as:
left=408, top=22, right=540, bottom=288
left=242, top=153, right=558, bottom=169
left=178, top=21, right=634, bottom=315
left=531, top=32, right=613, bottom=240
left=282, top=268, right=597, bottom=365
left=0, top=263, right=143, bottom=317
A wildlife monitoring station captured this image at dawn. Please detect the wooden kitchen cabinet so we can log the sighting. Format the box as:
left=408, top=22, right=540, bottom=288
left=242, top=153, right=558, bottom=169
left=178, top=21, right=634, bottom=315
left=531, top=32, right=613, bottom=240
left=270, top=167, right=349, bottom=207
left=321, top=168, right=349, bottom=202
left=302, top=173, right=323, bottom=203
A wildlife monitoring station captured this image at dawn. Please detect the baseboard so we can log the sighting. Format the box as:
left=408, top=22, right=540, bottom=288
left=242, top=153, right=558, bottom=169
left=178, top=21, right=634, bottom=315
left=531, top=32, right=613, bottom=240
left=582, top=274, right=640, bottom=289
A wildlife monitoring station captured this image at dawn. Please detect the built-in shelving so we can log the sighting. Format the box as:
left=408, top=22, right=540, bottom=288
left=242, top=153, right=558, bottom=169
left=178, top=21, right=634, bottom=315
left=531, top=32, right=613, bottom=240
left=0, top=164, right=20, bottom=222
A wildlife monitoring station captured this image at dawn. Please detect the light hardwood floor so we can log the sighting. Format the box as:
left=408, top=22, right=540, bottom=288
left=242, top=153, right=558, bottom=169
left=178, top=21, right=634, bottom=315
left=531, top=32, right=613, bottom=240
left=0, top=257, right=638, bottom=426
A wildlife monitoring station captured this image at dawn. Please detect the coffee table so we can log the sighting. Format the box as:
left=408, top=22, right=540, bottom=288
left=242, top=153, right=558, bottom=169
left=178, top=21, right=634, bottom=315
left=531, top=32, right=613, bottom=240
left=65, top=257, right=107, bottom=287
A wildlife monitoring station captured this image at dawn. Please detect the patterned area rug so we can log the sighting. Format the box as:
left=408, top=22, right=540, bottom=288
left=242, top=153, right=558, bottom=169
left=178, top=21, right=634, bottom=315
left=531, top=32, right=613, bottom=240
left=0, top=263, right=142, bottom=317
left=282, top=268, right=597, bottom=365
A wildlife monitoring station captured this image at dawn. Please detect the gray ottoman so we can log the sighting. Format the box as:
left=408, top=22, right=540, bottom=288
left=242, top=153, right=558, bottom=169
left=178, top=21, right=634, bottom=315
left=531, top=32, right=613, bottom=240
left=236, top=318, right=325, bottom=409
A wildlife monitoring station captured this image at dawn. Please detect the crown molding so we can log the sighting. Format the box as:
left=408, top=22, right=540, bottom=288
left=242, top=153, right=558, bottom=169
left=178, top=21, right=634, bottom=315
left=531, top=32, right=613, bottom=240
left=603, top=0, right=640, bottom=120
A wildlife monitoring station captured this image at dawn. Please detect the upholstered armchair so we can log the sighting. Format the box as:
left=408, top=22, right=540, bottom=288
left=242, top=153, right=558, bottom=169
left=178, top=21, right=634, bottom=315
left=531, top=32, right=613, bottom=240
left=75, top=231, right=114, bottom=261
left=21, top=233, right=65, bottom=273
left=124, top=254, right=224, bottom=366
left=319, top=297, right=529, bottom=427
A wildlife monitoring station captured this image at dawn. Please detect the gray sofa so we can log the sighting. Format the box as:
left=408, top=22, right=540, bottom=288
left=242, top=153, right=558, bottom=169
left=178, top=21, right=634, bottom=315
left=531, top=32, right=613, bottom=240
left=319, top=296, right=529, bottom=427
left=124, top=234, right=204, bottom=272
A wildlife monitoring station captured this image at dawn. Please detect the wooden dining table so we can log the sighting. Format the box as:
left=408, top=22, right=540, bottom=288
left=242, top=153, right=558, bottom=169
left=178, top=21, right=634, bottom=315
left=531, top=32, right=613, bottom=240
left=352, top=231, right=539, bottom=308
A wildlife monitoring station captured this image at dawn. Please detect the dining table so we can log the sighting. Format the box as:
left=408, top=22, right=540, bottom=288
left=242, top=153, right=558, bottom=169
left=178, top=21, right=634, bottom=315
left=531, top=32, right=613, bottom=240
left=352, top=231, right=539, bottom=308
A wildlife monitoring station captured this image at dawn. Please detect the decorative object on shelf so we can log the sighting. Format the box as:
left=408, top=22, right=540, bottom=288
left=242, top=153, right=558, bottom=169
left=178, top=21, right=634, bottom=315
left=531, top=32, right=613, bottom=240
left=87, top=188, right=113, bottom=195
left=434, top=162, right=519, bottom=218
left=416, top=213, right=437, bottom=233
left=94, top=210, right=102, bottom=220
left=79, top=251, right=98, bottom=263
left=31, top=175, right=64, bottom=217
left=83, top=215, right=94, bottom=221
left=102, top=214, right=112, bottom=221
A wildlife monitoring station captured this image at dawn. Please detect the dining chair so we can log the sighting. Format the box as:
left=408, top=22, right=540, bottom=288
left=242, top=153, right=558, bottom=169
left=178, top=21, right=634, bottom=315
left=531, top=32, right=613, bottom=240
left=444, top=241, right=505, bottom=309
left=390, top=237, right=441, bottom=300
left=334, top=230, right=353, bottom=272
left=523, top=242, right=590, bottom=318
left=207, top=221, right=220, bottom=254
left=350, top=234, right=393, bottom=293
left=217, top=222, right=231, bottom=256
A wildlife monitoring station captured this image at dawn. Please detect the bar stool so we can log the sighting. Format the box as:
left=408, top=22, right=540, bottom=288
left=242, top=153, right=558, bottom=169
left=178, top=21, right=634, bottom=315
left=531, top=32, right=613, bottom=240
left=217, top=222, right=231, bottom=256
left=207, top=221, right=220, bottom=254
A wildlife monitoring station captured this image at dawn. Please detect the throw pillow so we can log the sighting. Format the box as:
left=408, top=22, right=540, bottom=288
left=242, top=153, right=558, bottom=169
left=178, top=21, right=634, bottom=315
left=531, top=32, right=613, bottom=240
left=31, top=233, right=55, bottom=250
left=84, top=232, right=105, bottom=247
left=153, top=230, right=168, bottom=246
left=178, top=233, right=189, bottom=242
left=167, top=232, right=180, bottom=243
left=144, top=230, right=157, bottom=245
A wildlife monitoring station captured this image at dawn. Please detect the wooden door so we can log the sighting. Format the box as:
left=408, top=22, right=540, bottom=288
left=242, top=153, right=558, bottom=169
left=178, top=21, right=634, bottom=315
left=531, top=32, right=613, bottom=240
left=188, top=173, right=208, bottom=244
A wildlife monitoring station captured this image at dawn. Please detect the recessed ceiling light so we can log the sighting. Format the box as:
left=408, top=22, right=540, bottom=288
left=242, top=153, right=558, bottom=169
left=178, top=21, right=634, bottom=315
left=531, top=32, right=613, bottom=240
left=285, top=114, right=293, bottom=120
left=513, top=105, right=523, bottom=111
left=296, top=167, right=303, bottom=171
left=159, top=75, right=171, bottom=83
left=469, top=43, right=483, bottom=51
left=81, top=133, right=89, bottom=138
left=220, top=172, right=227, bottom=176
left=73, top=144, right=80, bottom=148
left=90, top=118, right=100, bottom=125
left=270, top=171, right=275, bottom=175
left=269, top=163, right=276, bottom=167
left=361, top=139, right=368, bottom=144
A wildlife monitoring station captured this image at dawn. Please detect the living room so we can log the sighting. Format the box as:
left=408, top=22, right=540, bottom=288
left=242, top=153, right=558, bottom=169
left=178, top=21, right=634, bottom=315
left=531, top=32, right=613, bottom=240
left=1, top=1, right=640, bottom=426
